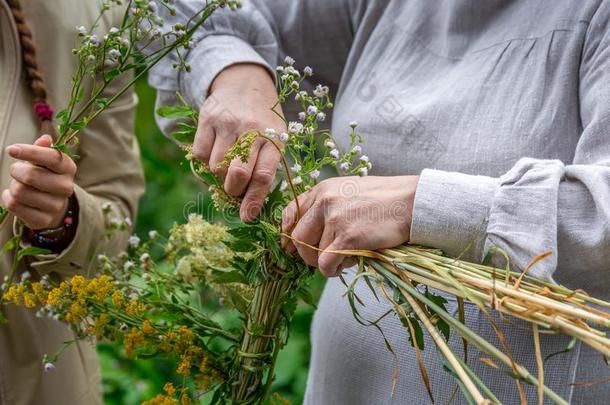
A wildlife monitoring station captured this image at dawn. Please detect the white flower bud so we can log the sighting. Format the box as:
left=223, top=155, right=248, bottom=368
left=307, top=105, right=318, bottom=115
left=279, top=180, right=288, bottom=192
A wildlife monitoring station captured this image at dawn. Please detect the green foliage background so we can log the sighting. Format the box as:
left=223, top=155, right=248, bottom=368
left=99, top=80, right=324, bottom=405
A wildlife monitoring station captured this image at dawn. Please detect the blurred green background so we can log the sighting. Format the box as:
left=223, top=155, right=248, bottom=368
left=99, top=79, right=324, bottom=405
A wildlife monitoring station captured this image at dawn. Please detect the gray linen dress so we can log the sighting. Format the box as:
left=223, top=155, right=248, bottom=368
left=150, top=0, right=610, bottom=403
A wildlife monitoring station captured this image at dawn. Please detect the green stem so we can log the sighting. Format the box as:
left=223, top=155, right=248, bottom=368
left=369, top=261, right=568, bottom=405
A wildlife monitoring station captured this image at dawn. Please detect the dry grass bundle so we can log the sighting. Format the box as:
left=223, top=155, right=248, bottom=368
left=342, top=245, right=610, bottom=404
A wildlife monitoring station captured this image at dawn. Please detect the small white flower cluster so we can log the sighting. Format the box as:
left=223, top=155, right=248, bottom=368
left=273, top=56, right=371, bottom=193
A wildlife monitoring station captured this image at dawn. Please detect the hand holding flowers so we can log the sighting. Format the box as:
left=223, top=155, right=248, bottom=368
left=282, top=175, right=420, bottom=276
left=194, top=63, right=286, bottom=222
left=2, top=135, right=76, bottom=230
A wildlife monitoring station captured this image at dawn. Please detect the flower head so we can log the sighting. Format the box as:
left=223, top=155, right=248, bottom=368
left=303, top=66, right=313, bottom=76
left=128, top=235, right=140, bottom=248
left=352, top=145, right=362, bottom=155
left=264, top=128, right=277, bottom=138
left=339, top=162, right=350, bottom=171
left=330, top=149, right=340, bottom=159
left=310, top=170, right=320, bottom=179
left=284, top=56, right=295, bottom=66
left=44, top=363, right=55, bottom=372
left=307, top=105, right=318, bottom=115
left=89, top=35, right=100, bottom=46
left=288, top=122, right=303, bottom=134
left=313, top=85, right=329, bottom=98
left=279, top=180, right=288, bottom=192
left=279, top=132, right=289, bottom=142
left=108, top=49, right=121, bottom=60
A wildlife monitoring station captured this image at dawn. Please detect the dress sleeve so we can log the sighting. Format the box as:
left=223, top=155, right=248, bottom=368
left=410, top=1, right=610, bottom=299
left=149, top=0, right=370, bottom=133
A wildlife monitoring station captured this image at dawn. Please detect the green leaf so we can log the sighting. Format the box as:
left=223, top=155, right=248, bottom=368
left=211, top=269, right=248, bottom=285
left=402, top=316, right=425, bottom=350
left=225, top=289, right=249, bottom=313
left=17, top=246, right=52, bottom=261
left=296, top=286, right=317, bottom=309
left=104, top=69, right=121, bottom=82
left=170, top=130, right=195, bottom=144
left=423, top=290, right=450, bottom=341
left=156, top=105, right=196, bottom=119
left=3, top=236, right=18, bottom=253
left=95, top=98, right=109, bottom=109
left=68, top=120, right=87, bottom=131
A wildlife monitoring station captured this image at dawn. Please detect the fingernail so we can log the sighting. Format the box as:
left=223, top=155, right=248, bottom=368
left=6, top=145, right=21, bottom=157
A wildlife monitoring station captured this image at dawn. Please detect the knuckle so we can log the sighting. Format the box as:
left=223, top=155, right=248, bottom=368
left=50, top=198, right=65, bottom=213
left=326, top=212, right=342, bottom=226
left=10, top=181, right=25, bottom=199
left=9, top=163, right=21, bottom=178
left=251, top=168, right=275, bottom=186
left=192, top=144, right=210, bottom=161
left=60, top=182, right=74, bottom=197
left=22, top=170, right=36, bottom=186
left=242, top=118, right=260, bottom=132
left=65, top=158, right=77, bottom=174
left=228, top=165, right=251, bottom=184
left=218, top=111, right=238, bottom=129
left=319, top=194, right=339, bottom=208
left=33, top=217, right=50, bottom=230
left=5, top=196, right=18, bottom=211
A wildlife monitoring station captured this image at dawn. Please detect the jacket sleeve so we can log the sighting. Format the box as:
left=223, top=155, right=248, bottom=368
left=149, top=0, right=372, bottom=133
left=409, top=1, right=610, bottom=299
left=19, top=73, right=145, bottom=278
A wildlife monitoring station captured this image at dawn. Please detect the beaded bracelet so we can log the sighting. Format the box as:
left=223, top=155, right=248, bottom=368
left=26, top=194, right=79, bottom=253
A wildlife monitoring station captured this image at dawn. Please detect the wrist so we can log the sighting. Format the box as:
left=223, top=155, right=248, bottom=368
left=210, top=63, right=276, bottom=94
left=398, top=175, right=420, bottom=241
left=26, top=194, right=79, bottom=253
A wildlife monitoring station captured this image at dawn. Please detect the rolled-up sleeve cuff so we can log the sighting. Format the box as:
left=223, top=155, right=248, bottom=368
left=409, top=169, right=499, bottom=261
left=180, top=34, right=276, bottom=108
left=18, top=184, right=104, bottom=276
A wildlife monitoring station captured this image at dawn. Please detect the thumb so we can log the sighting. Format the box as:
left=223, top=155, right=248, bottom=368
left=33, top=134, right=53, bottom=148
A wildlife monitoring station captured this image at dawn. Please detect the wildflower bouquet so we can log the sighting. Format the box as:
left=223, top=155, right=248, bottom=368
left=1, top=0, right=609, bottom=404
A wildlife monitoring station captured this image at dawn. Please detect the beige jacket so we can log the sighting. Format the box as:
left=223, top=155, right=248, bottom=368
left=0, top=1, right=145, bottom=404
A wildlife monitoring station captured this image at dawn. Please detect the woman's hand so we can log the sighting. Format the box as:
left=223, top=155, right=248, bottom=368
left=194, top=63, right=286, bottom=222
left=2, top=135, right=76, bottom=230
left=282, top=176, right=420, bottom=277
